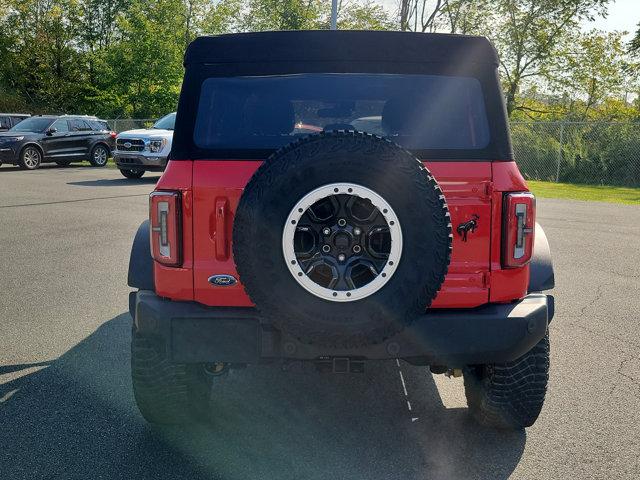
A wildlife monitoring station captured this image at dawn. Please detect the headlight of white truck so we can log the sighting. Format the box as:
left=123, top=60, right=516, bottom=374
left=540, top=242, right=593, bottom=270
left=148, top=138, right=167, bottom=153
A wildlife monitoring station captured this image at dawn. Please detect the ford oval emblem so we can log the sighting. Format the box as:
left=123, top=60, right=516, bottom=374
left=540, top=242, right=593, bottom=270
left=124, top=142, right=132, bottom=148
left=208, top=274, right=237, bottom=287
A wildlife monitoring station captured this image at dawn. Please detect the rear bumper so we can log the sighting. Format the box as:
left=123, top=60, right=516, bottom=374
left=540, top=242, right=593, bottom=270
left=132, top=290, right=553, bottom=366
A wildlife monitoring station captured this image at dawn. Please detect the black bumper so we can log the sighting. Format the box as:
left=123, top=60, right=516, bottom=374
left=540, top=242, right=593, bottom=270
left=132, top=290, right=553, bottom=366
left=114, top=154, right=166, bottom=172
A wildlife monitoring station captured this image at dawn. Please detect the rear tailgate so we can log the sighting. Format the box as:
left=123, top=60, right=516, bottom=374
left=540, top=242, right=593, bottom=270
left=191, top=160, right=491, bottom=308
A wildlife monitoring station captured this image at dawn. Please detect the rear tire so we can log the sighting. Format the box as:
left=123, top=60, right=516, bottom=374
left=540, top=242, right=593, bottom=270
left=89, top=144, right=109, bottom=167
left=131, top=330, right=194, bottom=424
left=19, top=145, right=41, bottom=170
left=120, top=168, right=145, bottom=179
left=463, top=333, right=550, bottom=429
left=131, top=328, right=223, bottom=425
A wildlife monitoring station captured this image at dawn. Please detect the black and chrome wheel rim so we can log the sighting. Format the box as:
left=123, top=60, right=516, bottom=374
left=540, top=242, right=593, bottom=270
left=93, top=146, right=108, bottom=165
left=23, top=147, right=40, bottom=168
left=282, top=183, right=402, bottom=302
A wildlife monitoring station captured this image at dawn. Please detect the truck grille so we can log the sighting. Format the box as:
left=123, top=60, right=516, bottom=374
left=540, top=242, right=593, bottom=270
left=116, top=139, right=145, bottom=152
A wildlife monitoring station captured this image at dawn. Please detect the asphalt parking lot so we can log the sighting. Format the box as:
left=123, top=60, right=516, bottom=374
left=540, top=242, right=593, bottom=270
left=1, top=165, right=639, bottom=479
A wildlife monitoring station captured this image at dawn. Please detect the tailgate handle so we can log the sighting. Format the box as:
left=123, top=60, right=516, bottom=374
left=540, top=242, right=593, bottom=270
left=215, top=198, right=229, bottom=260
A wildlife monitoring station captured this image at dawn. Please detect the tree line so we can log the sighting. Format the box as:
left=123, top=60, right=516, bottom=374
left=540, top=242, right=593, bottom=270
left=0, top=0, right=638, bottom=121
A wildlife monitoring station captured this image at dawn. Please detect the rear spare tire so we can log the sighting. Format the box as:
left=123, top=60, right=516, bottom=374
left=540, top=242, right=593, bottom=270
left=233, top=131, right=452, bottom=347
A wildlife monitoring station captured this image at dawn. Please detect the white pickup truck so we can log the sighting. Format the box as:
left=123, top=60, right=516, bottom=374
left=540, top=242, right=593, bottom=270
left=114, top=112, right=175, bottom=179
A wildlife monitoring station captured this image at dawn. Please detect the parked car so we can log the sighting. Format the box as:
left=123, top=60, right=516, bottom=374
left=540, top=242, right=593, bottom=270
left=113, top=113, right=175, bottom=179
left=127, top=31, right=555, bottom=430
left=0, top=113, right=30, bottom=131
left=0, top=115, right=115, bottom=169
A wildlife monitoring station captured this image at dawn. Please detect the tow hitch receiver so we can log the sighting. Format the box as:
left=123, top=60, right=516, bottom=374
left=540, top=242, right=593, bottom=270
left=315, top=357, right=365, bottom=373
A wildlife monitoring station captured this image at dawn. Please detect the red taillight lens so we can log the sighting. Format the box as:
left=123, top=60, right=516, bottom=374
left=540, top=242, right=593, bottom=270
left=110, top=131, right=117, bottom=139
left=149, top=191, right=182, bottom=266
left=502, top=192, right=535, bottom=268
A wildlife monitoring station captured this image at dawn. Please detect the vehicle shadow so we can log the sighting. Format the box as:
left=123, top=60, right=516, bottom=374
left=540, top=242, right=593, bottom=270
left=0, top=314, right=525, bottom=480
left=67, top=176, right=160, bottom=187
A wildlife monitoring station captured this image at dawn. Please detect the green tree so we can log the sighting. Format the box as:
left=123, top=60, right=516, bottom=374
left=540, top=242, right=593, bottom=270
left=490, top=0, right=610, bottom=117
left=337, top=1, right=395, bottom=30
left=201, top=0, right=243, bottom=34
left=552, top=30, right=628, bottom=119
left=0, top=0, right=88, bottom=113
left=241, top=0, right=326, bottom=31
left=103, top=0, right=186, bottom=117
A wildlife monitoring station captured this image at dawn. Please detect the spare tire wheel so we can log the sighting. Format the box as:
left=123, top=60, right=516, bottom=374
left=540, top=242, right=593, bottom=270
left=233, top=131, right=452, bottom=348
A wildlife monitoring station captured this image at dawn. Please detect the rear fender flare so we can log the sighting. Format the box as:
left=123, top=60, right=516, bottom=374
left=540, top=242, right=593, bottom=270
left=529, top=222, right=554, bottom=292
left=128, top=220, right=154, bottom=292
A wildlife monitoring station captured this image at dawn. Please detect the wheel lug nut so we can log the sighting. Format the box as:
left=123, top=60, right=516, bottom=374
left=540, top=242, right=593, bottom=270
left=322, top=245, right=331, bottom=253
left=353, top=227, right=361, bottom=235
left=322, top=227, right=331, bottom=235
left=353, top=245, right=362, bottom=253
left=337, top=218, right=347, bottom=227
left=338, top=253, right=346, bottom=262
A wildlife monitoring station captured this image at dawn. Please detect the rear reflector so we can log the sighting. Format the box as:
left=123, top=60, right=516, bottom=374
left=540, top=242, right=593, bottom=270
left=502, top=192, right=535, bottom=268
left=149, top=191, right=182, bottom=266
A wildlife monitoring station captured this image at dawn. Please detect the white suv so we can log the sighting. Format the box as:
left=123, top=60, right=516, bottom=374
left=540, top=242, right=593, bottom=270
left=114, top=113, right=175, bottom=179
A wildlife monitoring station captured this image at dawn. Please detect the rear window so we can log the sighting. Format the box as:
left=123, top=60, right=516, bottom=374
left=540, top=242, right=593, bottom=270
left=193, top=73, right=490, bottom=152
left=69, top=119, right=92, bottom=131
left=89, top=120, right=111, bottom=131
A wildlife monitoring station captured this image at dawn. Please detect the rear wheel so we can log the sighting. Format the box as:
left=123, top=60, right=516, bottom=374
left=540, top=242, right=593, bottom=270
left=120, top=168, right=145, bottom=179
left=131, top=328, right=214, bottom=425
left=19, top=146, right=41, bottom=170
left=463, top=333, right=550, bottom=429
left=89, top=144, right=109, bottom=167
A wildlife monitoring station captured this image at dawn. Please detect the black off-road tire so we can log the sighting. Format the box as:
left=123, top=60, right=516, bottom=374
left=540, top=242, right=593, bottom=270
left=120, top=168, right=145, bottom=179
left=463, top=333, right=550, bottom=429
left=131, top=329, right=216, bottom=425
left=233, top=131, right=452, bottom=348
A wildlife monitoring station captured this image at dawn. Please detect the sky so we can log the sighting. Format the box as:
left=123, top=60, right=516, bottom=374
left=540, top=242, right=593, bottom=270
left=584, top=0, right=638, bottom=37
left=376, top=0, right=639, bottom=38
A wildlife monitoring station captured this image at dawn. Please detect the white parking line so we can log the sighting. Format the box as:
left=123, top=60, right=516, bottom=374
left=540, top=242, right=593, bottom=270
left=399, top=370, right=408, bottom=396
left=395, top=359, right=418, bottom=421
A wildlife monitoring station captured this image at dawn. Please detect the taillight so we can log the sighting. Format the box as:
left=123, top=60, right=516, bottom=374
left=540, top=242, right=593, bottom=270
left=502, top=192, right=535, bottom=268
left=149, top=191, right=182, bottom=266
left=110, top=131, right=117, bottom=139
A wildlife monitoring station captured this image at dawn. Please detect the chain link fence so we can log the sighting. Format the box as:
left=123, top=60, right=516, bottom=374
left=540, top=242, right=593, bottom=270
left=107, top=118, right=156, bottom=133
left=511, top=122, right=640, bottom=187
left=107, top=119, right=640, bottom=188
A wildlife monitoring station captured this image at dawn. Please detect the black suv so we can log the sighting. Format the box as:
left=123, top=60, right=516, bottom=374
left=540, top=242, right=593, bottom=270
left=0, top=115, right=115, bottom=170
left=0, top=113, right=30, bottom=131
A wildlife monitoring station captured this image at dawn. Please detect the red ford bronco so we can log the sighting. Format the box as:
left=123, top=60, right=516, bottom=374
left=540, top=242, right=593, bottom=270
left=128, top=31, right=555, bottom=430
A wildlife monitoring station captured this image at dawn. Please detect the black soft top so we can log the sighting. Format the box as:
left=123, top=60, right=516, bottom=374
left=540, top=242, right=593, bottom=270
left=185, top=31, right=499, bottom=67
left=174, top=31, right=512, bottom=161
